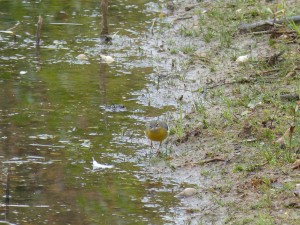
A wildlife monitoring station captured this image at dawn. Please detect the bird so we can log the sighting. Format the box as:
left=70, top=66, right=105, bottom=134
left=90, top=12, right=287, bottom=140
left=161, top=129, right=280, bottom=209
left=145, top=120, right=169, bottom=152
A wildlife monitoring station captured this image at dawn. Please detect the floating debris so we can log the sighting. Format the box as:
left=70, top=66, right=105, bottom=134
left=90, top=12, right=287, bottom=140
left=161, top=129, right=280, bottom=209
left=76, top=54, right=89, bottom=61
left=101, top=104, right=127, bottom=112
left=0, top=30, right=14, bottom=34
left=100, top=54, right=114, bottom=63
left=0, top=204, right=49, bottom=208
left=80, top=140, right=91, bottom=148
left=92, top=157, right=114, bottom=170
left=29, top=134, right=54, bottom=140
left=49, top=22, right=83, bottom=26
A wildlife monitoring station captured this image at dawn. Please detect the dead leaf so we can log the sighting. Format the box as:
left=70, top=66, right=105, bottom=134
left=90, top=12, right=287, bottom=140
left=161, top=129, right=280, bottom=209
left=262, top=119, right=275, bottom=129
left=292, top=159, right=300, bottom=170
left=250, top=176, right=277, bottom=188
left=238, top=121, right=253, bottom=138
left=285, top=70, right=296, bottom=78
left=293, top=184, right=300, bottom=197
left=265, top=51, right=284, bottom=66
left=273, top=125, right=295, bottom=146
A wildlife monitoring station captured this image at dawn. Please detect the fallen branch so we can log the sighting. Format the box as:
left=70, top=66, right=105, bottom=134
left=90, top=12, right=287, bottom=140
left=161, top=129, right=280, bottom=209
left=238, top=15, right=300, bottom=33
left=173, top=16, right=193, bottom=22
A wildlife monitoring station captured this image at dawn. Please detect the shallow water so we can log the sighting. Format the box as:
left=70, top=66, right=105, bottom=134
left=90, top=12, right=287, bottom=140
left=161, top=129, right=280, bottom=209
left=0, top=0, right=182, bottom=224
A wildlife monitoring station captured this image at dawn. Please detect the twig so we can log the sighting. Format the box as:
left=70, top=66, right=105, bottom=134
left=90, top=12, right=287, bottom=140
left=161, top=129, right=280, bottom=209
left=238, top=15, right=300, bottom=33
left=206, top=75, right=263, bottom=89
left=36, top=16, right=43, bottom=46
left=150, top=19, right=156, bottom=35
left=8, top=21, right=20, bottom=31
left=173, top=16, right=193, bottom=22
left=5, top=170, right=10, bottom=204
left=100, top=0, right=109, bottom=35
left=200, top=157, right=226, bottom=164
left=49, top=22, right=83, bottom=26
left=255, top=69, right=280, bottom=76
left=111, top=31, right=119, bottom=39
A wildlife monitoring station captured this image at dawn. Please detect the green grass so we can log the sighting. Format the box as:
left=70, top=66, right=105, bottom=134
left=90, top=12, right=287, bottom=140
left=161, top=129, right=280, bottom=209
left=156, top=0, right=300, bottom=223
left=180, top=44, right=196, bottom=55
left=255, top=213, right=274, bottom=225
left=173, top=99, right=184, bottom=138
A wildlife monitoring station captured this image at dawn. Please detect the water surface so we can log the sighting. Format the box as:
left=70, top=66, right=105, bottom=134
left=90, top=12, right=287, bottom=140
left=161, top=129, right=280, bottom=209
left=0, top=0, right=182, bottom=224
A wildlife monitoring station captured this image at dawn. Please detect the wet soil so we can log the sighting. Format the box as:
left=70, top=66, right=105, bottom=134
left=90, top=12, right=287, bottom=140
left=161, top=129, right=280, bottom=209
left=145, top=0, right=300, bottom=224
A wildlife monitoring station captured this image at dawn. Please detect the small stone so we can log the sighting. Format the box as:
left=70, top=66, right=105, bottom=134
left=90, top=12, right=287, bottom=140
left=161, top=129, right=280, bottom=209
left=175, top=188, right=197, bottom=198
left=100, top=54, right=114, bottom=63
left=236, top=55, right=250, bottom=63
left=77, top=54, right=88, bottom=60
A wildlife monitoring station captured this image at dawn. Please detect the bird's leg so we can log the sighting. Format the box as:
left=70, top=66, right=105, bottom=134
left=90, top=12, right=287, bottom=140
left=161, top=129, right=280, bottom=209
left=156, top=148, right=161, bottom=155
left=156, top=141, right=162, bottom=155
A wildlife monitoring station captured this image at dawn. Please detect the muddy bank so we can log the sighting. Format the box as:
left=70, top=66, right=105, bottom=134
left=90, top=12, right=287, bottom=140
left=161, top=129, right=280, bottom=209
left=144, top=0, right=300, bottom=224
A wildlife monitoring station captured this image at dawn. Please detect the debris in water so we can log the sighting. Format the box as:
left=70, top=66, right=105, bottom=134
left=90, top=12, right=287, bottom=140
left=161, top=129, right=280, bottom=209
left=92, top=157, right=114, bottom=170
left=77, top=54, right=89, bottom=61
left=100, top=54, right=114, bottom=63
left=29, top=134, right=54, bottom=140
left=81, top=140, right=91, bottom=148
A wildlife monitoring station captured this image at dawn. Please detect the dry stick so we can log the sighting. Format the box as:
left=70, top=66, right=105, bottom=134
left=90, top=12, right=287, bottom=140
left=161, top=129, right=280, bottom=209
left=100, top=0, right=109, bottom=35
left=251, top=30, right=297, bottom=35
left=36, top=16, right=43, bottom=46
left=150, top=19, right=156, bottom=35
left=238, top=15, right=300, bottom=33
left=5, top=170, right=10, bottom=204
left=173, top=16, right=193, bottom=22
left=200, top=157, right=226, bottom=164
left=206, top=78, right=256, bottom=89
left=8, top=21, right=20, bottom=31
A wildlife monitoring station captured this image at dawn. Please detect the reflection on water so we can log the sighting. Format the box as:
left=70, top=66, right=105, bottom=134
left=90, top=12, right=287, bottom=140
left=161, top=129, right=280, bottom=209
left=0, top=0, right=179, bottom=224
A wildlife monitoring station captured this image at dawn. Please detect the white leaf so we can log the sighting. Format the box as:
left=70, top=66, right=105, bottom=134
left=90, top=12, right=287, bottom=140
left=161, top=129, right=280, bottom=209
left=92, top=157, right=114, bottom=170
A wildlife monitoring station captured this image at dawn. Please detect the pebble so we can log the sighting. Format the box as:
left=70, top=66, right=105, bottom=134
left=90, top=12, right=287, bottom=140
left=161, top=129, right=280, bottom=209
left=175, top=188, right=197, bottom=198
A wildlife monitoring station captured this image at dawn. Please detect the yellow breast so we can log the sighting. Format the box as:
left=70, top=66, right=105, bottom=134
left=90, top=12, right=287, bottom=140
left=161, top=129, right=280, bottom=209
left=145, top=127, right=168, bottom=142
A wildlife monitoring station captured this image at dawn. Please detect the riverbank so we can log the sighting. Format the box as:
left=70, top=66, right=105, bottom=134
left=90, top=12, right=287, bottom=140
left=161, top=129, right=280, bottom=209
left=146, top=0, right=300, bottom=224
